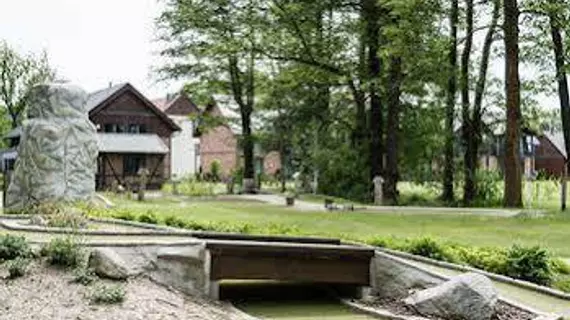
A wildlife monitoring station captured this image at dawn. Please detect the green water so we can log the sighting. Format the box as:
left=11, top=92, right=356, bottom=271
left=222, top=282, right=379, bottom=320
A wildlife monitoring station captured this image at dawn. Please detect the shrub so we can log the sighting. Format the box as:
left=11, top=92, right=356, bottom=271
left=89, top=284, right=126, bottom=304
left=209, top=160, right=222, bottom=182
left=550, top=258, right=570, bottom=275
left=0, top=235, right=33, bottom=260
left=137, top=211, right=158, bottom=224
left=504, top=245, right=553, bottom=285
left=164, top=215, right=187, bottom=228
left=47, top=210, right=88, bottom=229
left=450, top=245, right=508, bottom=275
left=72, top=267, right=97, bottom=285
left=6, top=257, right=30, bottom=279
left=553, top=277, right=570, bottom=293
left=113, top=209, right=136, bottom=221
left=405, top=237, right=456, bottom=263
left=41, top=237, right=84, bottom=268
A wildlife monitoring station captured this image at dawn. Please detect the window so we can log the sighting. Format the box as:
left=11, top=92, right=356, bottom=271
left=104, top=124, right=116, bottom=133
left=103, top=123, right=146, bottom=134
left=123, top=155, right=146, bottom=175
left=195, top=143, right=200, bottom=156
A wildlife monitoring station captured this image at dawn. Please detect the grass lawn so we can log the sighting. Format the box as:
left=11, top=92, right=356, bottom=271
left=104, top=195, right=570, bottom=258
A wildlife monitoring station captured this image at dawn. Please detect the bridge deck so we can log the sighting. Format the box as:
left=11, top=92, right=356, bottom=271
left=205, top=240, right=374, bottom=285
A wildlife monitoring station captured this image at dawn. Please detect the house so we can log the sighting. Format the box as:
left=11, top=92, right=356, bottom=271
left=535, top=132, right=566, bottom=177
left=153, top=93, right=201, bottom=178
left=1, top=83, right=181, bottom=190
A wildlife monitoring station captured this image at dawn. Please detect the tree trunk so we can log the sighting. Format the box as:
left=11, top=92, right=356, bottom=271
left=443, top=0, right=459, bottom=203
left=363, top=0, right=383, bottom=182
left=461, top=0, right=475, bottom=206
left=503, top=0, right=522, bottom=207
left=242, top=48, right=256, bottom=194
left=384, top=56, right=402, bottom=204
left=549, top=14, right=570, bottom=211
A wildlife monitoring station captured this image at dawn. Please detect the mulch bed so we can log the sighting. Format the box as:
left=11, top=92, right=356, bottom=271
left=360, top=297, right=536, bottom=320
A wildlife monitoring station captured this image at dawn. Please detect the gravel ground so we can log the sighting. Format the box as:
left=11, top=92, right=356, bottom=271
left=0, top=262, right=255, bottom=320
left=360, top=297, right=536, bottom=320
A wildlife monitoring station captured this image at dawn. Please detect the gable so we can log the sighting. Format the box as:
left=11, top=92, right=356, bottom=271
left=89, top=83, right=180, bottom=132
left=163, top=95, right=200, bottom=116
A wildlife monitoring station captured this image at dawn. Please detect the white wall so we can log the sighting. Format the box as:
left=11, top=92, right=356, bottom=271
left=170, top=115, right=199, bottom=179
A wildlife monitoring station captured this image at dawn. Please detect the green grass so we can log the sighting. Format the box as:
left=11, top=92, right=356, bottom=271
left=102, top=195, right=570, bottom=258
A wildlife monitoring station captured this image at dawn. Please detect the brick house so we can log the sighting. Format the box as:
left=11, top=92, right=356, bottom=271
left=1, top=83, right=181, bottom=190
left=535, top=132, right=566, bottom=177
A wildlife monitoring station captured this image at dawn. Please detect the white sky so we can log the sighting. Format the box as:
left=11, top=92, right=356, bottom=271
left=0, top=0, right=182, bottom=100
left=0, top=0, right=559, bottom=110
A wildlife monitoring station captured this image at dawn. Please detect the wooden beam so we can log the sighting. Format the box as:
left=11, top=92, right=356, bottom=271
left=148, top=154, right=165, bottom=183
left=104, top=154, right=123, bottom=187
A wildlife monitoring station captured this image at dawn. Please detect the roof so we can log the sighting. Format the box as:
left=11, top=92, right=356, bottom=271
left=545, top=132, right=567, bottom=158
left=97, top=133, right=169, bottom=154
left=86, top=83, right=126, bottom=112
left=152, top=94, right=200, bottom=116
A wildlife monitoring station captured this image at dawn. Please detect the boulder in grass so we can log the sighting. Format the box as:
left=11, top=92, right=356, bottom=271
left=404, top=273, right=498, bottom=320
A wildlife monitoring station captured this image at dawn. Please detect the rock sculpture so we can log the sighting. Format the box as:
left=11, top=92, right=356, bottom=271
left=5, top=82, right=98, bottom=209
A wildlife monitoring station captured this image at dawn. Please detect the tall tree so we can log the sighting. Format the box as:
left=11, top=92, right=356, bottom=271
left=443, top=0, right=459, bottom=203
left=462, top=0, right=501, bottom=205
left=0, top=41, right=55, bottom=128
left=503, top=0, right=523, bottom=207
left=157, top=0, right=261, bottom=193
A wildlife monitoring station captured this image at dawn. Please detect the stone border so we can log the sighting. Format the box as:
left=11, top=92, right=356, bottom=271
left=341, top=299, right=430, bottom=320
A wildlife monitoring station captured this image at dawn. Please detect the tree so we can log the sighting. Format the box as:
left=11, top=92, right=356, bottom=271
left=443, top=0, right=459, bottom=203
left=503, top=0, right=523, bottom=207
left=0, top=41, right=55, bottom=129
left=157, top=0, right=263, bottom=193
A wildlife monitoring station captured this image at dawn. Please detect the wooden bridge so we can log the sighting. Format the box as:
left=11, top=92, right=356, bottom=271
left=189, top=234, right=376, bottom=299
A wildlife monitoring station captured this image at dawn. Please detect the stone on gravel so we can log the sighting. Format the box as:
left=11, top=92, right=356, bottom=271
left=371, top=253, right=443, bottom=298
left=404, top=272, right=498, bottom=320
left=5, top=82, right=98, bottom=209
left=88, top=247, right=151, bottom=280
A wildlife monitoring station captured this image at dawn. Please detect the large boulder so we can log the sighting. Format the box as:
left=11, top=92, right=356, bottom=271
left=371, top=253, right=443, bottom=298
left=5, top=82, right=98, bottom=209
left=404, top=273, right=498, bottom=320
left=88, top=247, right=155, bottom=280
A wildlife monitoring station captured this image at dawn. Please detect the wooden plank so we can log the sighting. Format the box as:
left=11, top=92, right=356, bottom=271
left=191, top=232, right=341, bottom=245
left=210, top=254, right=370, bottom=285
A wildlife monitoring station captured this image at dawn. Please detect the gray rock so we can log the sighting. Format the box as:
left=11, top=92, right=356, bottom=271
left=404, top=272, right=498, bottom=320
left=29, top=215, right=47, bottom=227
left=371, top=253, right=443, bottom=298
left=5, top=82, right=98, bottom=209
left=88, top=247, right=151, bottom=280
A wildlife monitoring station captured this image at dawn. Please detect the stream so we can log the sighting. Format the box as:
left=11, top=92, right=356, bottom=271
left=221, top=281, right=380, bottom=320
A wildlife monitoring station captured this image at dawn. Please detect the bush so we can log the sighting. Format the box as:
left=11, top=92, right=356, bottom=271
left=137, top=211, right=158, bottom=224
left=405, top=237, right=456, bottom=263
left=209, top=160, right=222, bottom=182
left=164, top=215, right=187, bottom=228
left=72, top=267, right=97, bottom=285
left=553, top=276, right=570, bottom=293
left=504, top=245, right=553, bottom=285
left=473, top=170, right=503, bottom=207
left=6, top=257, right=30, bottom=279
left=550, top=258, right=570, bottom=275
left=113, top=209, right=136, bottom=221
left=47, top=210, right=88, bottom=229
left=0, top=235, right=33, bottom=260
left=89, top=284, right=126, bottom=304
left=41, top=237, right=84, bottom=268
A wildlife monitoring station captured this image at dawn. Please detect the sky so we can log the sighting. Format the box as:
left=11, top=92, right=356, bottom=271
left=0, top=0, right=182, bottom=100
left=0, top=0, right=559, bottom=110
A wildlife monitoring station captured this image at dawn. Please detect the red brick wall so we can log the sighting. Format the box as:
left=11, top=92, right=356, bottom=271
left=535, top=135, right=565, bottom=177
left=200, top=125, right=237, bottom=178
left=90, top=90, right=174, bottom=180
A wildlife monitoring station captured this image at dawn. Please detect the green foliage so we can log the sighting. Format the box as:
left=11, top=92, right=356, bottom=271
left=137, top=211, right=158, bottom=224
left=550, top=258, right=570, bottom=275
left=72, top=267, right=97, bottom=285
left=405, top=237, right=457, bottom=263
left=161, top=177, right=216, bottom=197
left=504, top=245, right=553, bottom=285
left=113, top=209, right=136, bottom=221
left=164, top=215, right=187, bottom=228
left=88, top=284, right=126, bottom=304
left=473, top=170, right=503, bottom=207
left=41, top=237, right=83, bottom=268
left=47, top=211, right=88, bottom=229
left=6, top=257, right=30, bottom=279
left=0, top=235, right=33, bottom=260
left=208, top=160, right=222, bottom=182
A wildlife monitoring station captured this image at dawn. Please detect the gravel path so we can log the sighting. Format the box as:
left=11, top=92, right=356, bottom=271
left=0, top=262, right=255, bottom=320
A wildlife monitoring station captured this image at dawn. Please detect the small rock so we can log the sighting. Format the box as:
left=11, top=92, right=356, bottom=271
left=88, top=248, right=132, bottom=280
left=404, top=273, right=498, bottom=320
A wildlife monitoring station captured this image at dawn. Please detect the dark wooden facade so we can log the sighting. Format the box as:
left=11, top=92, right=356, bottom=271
left=89, top=84, right=179, bottom=190
left=535, top=135, right=566, bottom=178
